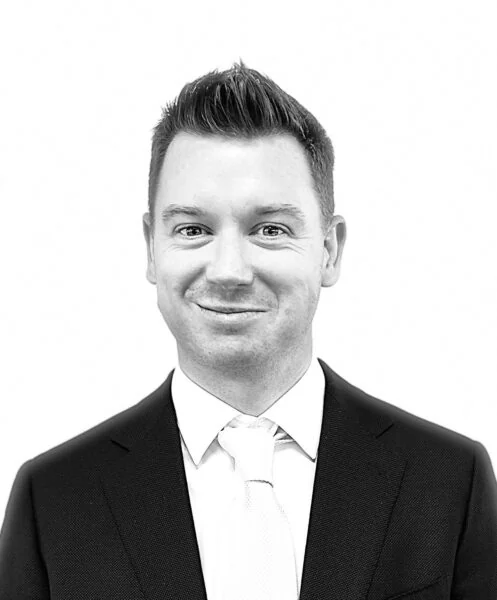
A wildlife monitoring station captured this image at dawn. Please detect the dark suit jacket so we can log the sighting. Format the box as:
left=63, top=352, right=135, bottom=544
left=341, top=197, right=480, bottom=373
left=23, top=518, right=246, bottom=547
left=1, top=359, right=496, bottom=599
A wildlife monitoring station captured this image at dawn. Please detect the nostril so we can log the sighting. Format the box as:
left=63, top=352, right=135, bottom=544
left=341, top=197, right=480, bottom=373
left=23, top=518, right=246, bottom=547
left=205, top=250, right=253, bottom=286
left=205, top=266, right=254, bottom=286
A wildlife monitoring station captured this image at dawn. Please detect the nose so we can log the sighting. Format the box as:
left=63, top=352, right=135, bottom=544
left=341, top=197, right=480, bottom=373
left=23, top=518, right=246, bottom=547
left=205, top=231, right=254, bottom=288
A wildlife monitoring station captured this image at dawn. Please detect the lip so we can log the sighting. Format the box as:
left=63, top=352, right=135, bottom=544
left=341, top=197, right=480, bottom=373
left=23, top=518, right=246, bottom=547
left=196, top=303, right=266, bottom=322
left=197, top=304, right=266, bottom=314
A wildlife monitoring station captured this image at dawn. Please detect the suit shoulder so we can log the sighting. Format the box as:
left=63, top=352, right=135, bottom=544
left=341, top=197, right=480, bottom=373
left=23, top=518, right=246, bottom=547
left=26, top=375, right=172, bottom=477
left=324, top=363, right=477, bottom=461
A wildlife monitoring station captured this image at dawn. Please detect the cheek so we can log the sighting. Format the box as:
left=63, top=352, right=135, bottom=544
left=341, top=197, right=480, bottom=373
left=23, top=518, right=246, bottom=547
left=271, top=250, right=322, bottom=287
left=270, top=263, right=322, bottom=314
left=155, top=254, right=199, bottom=299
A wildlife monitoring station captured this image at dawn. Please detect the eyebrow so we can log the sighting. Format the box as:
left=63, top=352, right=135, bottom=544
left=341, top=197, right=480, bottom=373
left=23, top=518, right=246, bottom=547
left=160, top=204, right=209, bottom=221
left=253, top=204, right=307, bottom=223
left=160, top=202, right=308, bottom=223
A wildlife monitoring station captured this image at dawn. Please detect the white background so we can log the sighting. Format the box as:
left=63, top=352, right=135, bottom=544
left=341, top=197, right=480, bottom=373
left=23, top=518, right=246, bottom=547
left=1, top=0, right=496, bottom=518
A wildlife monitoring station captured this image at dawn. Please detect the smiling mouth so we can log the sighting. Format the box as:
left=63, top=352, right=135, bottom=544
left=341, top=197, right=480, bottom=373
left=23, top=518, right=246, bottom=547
left=197, top=304, right=265, bottom=314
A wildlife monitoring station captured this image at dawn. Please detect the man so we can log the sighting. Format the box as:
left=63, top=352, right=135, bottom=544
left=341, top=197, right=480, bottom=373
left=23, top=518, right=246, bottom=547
left=1, top=62, right=496, bottom=599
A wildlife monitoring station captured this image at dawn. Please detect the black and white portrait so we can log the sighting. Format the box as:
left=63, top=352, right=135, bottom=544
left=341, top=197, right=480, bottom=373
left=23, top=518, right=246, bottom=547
left=1, top=1, right=496, bottom=598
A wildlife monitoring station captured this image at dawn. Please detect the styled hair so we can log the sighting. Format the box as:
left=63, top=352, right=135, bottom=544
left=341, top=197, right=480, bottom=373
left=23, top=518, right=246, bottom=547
left=148, top=60, right=335, bottom=228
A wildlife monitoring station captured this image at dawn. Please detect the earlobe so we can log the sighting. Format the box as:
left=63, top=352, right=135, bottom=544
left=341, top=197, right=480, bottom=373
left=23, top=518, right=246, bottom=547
left=142, top=212, right=157, bottom=285
left=321, top=215, right=346, bottom=288
left=146, top=261, right=157, bottom=285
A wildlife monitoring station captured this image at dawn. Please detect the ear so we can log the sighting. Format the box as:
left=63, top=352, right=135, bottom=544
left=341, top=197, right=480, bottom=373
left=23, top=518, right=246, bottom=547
left=142, top=212, right=157, bottom=285
left=321, top=215, right=346, bottom=287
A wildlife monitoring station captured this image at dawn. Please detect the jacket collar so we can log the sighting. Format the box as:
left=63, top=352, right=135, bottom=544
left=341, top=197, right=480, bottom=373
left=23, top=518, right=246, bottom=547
left=100, top=359, right=406, bottom=600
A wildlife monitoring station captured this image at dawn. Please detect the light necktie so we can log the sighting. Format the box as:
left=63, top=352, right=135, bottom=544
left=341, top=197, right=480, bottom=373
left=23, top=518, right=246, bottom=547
left=214, top=414, right=299, bottom=600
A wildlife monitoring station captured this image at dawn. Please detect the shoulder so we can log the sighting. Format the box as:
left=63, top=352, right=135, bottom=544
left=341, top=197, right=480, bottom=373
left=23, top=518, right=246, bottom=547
left=319, top=359, right=480, bottom=472
left=22, top=372, right=174, bottom=482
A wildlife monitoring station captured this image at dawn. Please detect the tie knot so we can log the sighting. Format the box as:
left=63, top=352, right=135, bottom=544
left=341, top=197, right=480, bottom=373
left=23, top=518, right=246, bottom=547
left=217, top=416, right=278, bottom=484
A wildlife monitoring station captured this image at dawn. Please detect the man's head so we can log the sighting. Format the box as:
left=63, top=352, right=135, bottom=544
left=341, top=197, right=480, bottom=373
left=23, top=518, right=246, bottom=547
left=148, top=61, right=335, bottom=231
left=143, top=62, right=346, bottom=373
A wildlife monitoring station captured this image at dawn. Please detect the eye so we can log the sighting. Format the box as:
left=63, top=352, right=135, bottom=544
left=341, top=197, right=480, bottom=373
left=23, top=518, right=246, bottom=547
left=256, top=224, right=288, bottom=238
left=177, top=225, right=208, bottom=238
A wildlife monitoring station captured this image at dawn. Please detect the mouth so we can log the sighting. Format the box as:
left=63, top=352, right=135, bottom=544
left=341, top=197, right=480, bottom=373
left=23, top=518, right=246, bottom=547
left=195, top=303, right=267, bottom=321
left=197, top=304, right=265, bottom=314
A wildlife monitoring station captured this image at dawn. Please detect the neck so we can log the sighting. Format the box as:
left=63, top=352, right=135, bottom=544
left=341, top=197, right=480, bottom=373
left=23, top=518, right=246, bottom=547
left=177, top=343, right=314, bottom=416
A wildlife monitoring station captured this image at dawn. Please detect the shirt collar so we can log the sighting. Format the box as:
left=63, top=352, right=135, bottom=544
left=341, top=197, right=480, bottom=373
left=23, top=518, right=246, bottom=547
left=171, top=356, right=325, bottom=466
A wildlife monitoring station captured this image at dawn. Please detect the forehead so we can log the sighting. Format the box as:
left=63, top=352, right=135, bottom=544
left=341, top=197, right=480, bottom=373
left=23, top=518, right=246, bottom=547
left=155, top=132, right=319, bottom=217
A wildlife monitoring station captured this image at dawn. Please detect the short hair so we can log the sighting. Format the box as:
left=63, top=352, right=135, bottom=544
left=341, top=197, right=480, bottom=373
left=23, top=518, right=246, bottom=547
left=148, top=60, right=335, bottom=229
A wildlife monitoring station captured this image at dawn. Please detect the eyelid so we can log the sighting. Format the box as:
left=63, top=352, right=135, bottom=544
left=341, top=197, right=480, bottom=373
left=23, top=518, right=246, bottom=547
left=254, top=223, right=291, bottom=235
left=173, top=222, right=291, bottom=238
left=175, top=224, right=210, bottom=236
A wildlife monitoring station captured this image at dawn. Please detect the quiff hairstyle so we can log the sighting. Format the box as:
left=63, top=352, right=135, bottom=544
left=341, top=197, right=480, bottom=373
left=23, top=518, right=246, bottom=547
left=148, top=61, right=335, bottom=229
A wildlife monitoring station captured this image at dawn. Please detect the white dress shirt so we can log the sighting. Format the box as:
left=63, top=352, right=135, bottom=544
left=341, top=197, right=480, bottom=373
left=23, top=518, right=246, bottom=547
left=171, top=357, right=325, bottom=600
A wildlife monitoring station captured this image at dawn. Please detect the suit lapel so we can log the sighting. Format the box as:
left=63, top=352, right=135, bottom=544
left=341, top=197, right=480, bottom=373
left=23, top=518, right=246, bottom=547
left=99, top=372, right=208, bottom=600
left=99, top=362, right=407, bottom=600
left=299, top=360, right=407, bottom=600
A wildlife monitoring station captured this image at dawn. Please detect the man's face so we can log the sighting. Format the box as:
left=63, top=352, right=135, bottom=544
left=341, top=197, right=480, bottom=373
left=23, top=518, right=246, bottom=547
left=143, top=132, right=345, bottom=370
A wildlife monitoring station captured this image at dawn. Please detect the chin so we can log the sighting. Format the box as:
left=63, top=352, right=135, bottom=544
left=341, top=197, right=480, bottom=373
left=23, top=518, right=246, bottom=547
left=194, top=339, right=273, bottom=369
